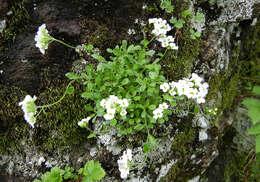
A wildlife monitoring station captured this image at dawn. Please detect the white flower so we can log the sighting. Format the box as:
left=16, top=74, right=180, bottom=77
left=34, top=24, right=53, bottom=54
left=104, top=112, right=114, bottom=120
left=160, top=83, right=170, bottom=92
left=78, top=117, right=91, bottom=127
left=169, top=89, right=177, bottom=96
left=24, top=112, right=36, bottom=128
left=107, top=107, right=116, bottom=114
left=159, top=102, right=168, bottom=110
left=120, top=109, right=127, bottom=116
left=118, top=149, right=132, bottom=179
left=119, top=98, right=129, bottom=108
left=153, top=108, right=163, bottom=119
left=109, top=95, right=119, bottom=103
left=19, top=95, right=37, bottom=128
left=100, top=99, right=107, bottom=108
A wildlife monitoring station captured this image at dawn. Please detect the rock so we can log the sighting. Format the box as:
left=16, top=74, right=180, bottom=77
left=0, top=0, right=8, bottom=15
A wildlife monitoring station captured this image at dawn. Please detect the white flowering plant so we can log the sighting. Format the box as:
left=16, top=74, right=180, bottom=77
left=22, top=6, right=210, bottom=157
left=159, top=0, right=204, bottom=40
left=66, top=40, right=175, bottom=146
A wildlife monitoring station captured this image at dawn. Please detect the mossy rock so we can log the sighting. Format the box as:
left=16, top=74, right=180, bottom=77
left=0, top=85, right=28, bottom=155
left=0, top=0, right=30, bottom=50
left=161, top=0, right=201, bottom=80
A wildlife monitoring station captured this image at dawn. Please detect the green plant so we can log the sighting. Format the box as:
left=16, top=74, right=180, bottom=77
left=242, top=85, right=260, bottom=153
left=160, top=0, right=174, bottom=13
left=66, top=40, right=174, bottom=151
left=189, top=29, right=201, bottom=40
left=33, top=160, right=105, bottom=182
left=78, top=160, right=106, bottom=182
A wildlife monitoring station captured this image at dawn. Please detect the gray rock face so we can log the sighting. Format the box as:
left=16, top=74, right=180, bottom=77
left=0, top=0, right=259, bottom=181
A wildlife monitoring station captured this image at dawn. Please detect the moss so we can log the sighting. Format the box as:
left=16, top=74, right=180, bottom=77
left=0, top=0, right=30, bottom=50
left=202, top=126, right=260, bottom=182
left=31, top=80, right=92, bottom=153
left=239, top=11, right=260, bottom=85
left=161, top=0, right=201, bottom=80
left=0, top=85, right=29, bottom=155
left=0, top=66, right=94, bottom=154
left=160, top=124, right=200, bottom=182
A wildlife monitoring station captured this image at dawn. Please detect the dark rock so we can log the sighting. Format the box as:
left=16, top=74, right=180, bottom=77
left=0, top=0, right=8, bottom=15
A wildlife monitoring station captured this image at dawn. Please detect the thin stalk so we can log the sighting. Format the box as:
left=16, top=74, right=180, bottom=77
left=37, top=80, right=75, bottom=109
left=53, top=38, right=76, bottom=49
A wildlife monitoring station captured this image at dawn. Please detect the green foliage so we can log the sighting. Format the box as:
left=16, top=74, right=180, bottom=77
left=34, top=160, right=105, bottom=182
left=243, top=85, right=260, bottom=153
left=169, top=18, right=185, bottom=29
left=78, top=160, right=106, bottom=182
left=160, top=0, right=174, bottom=13
left=190, top=29, right=201, bottom=40
left=66, top=40, right=175, bottom=149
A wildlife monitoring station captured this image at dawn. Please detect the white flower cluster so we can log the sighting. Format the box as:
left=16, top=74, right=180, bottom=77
left=148, top=18, right=178, bottom=50
left=153, top=102, right=169, bottom=119
left=34, top=24, right=53, bottom=54
left=100, top=95, right=129, bottom=120
left=160, top=73, right=209, bottom=104
left=75, top=44, right=87, bottom=55
left=117, top=149, right=132, bottom=179
left=208, top=108, right=218, bottom=115
left=19, top=95, right=37, bottom=128
left=77, top=116, right=91, bottom=127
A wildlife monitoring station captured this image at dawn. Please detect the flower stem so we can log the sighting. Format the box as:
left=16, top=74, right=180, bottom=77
left=53, top=38, right=76, bottom=49
left=37, top=80, right=76, bottom=109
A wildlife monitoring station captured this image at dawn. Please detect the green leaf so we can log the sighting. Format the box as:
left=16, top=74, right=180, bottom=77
left=106, top=48, right=113, bottom=53
left=243, top=98, right=260, bottom=108
left=194, top=31, right=201, bottom=37
left=81, top=92, right=90, bottom=99
left=122, top=78, right=130, bottom=85
left=141, top=110, right=147, bottom=118
left=143, top=143, right=151, bottom=153
left=182, top=10, right=192, bottom=18
left=91, top=162, right=106, bottom=180
left=65, top=72, right=80, bottom=80
left=64, top=167, right=76, bottom=180
left=127, top=45, right=135, bottom=53
left=129, top=119, right=135, bottom=125
left=253, top=86, right=260, bottom=95
left=256, top=135, right=260, bottom=153
left=110, top=119, right=117, bottom=126
left=193, top=106, right=199, bottom=115
left=169, top=17, right=177, bottom=24
left=134, top=124, right=144, bottom=131
left=146, top=50, right=155, bottom=57
left=66, top=86, right=74, bottom=94
left=194, top=12, right=204, bottom=23
left=148, top=134, right=157, bottom=148
left=87, top=133, right=96, bottom=139
left=84, top=104, right=93, bottom=111
left=248, top=107, right=260, bottom=124
left=41, top=167, right=64, bottom=182
left=87, top=44, right=94, bottom=52
left=140, top=40, right=149, bottom=47
left=148, top=105, right=156, bottom=110
left=91, top=54, right=106, bottom=62
left=149, top=72, right=157, bottom=79
left=33, top=180, right=41, bottom=182
left=82, top=176, right=92, bottom=182
left=248, top=123, right=260, bottom=135
left=82, top=160, right=106, bottom=181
